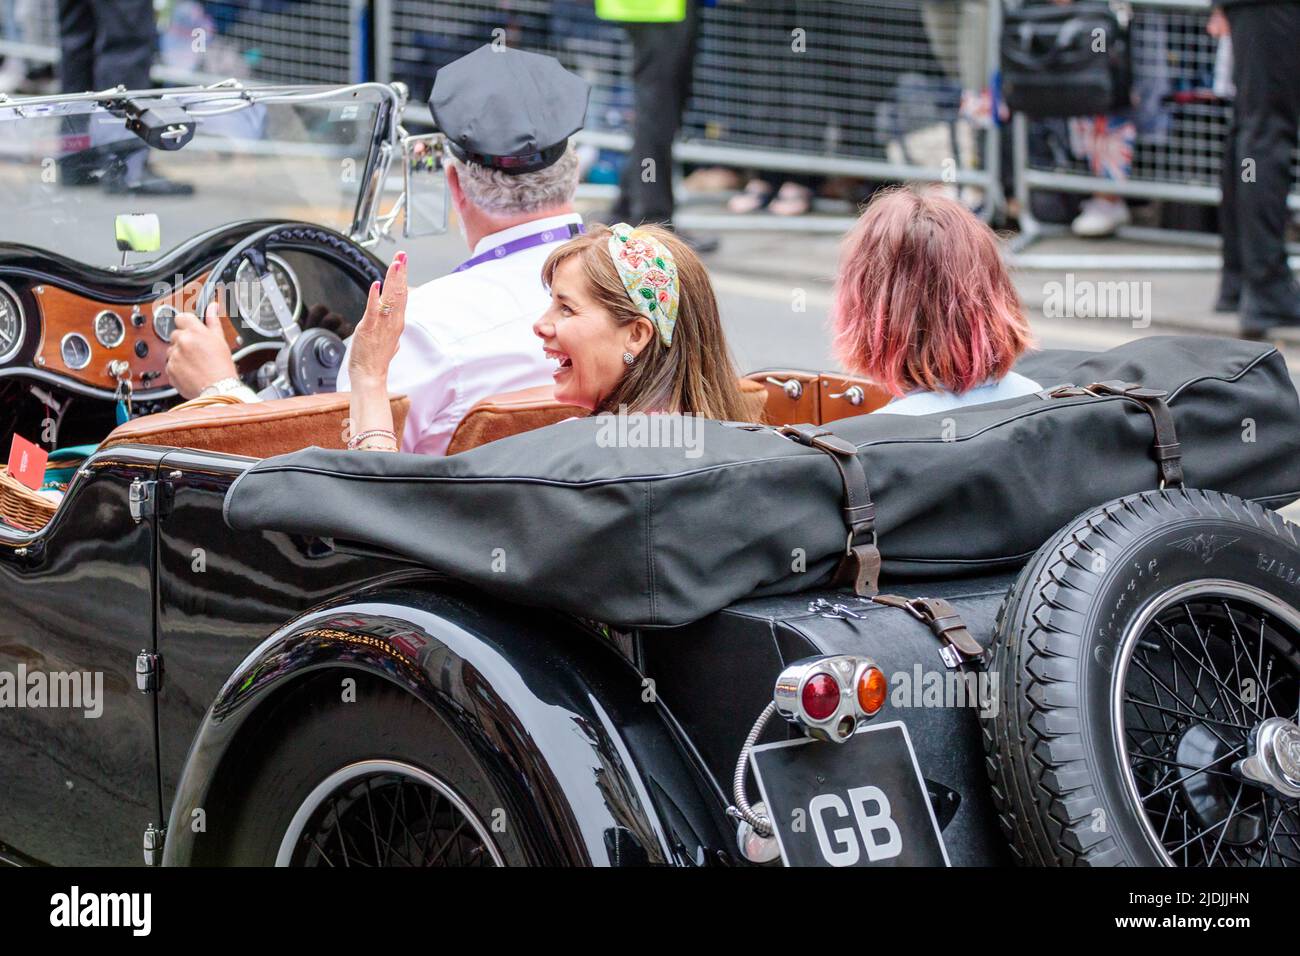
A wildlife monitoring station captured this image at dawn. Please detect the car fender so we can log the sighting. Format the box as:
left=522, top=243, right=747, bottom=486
left=162, top=577, right=733, bottom=866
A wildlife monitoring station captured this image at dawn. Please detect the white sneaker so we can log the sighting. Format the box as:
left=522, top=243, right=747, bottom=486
left=1071, top=197, right=1130, bottom=238
left=0, top=59, right=27, bottom=95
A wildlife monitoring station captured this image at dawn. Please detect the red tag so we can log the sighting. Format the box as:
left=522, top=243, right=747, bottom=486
left=7, top=435, right=48, bottom=491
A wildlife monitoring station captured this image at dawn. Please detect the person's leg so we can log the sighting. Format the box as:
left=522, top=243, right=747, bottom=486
left=90, top=0, right=154, bottom=90
left=616, top=3, right=699, bottom=224
left=1217, top=109, right=1243, bottom=311
left=56, top=0, right=95, bottom=93
left=1226, top=1, right=1300, bottom=326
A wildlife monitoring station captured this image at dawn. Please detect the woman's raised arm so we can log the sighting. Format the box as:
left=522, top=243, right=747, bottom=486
left=346, top=251, right=408, bottom=452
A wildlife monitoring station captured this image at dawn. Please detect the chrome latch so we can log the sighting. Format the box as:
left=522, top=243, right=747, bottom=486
left=128, top=479, right=153, bottom=522
left=128, top=478, right=170, bottom=522
left=764, top=376, right=804, bottom=400
left=143, top=823, right=166, bottom=866
left=828, top=385, right=865, bottom=406
left=135, top=650, right=162, bottom=694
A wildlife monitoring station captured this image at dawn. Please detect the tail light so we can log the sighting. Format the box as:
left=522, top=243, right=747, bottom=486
left=774, top=655, right=886, bottom=743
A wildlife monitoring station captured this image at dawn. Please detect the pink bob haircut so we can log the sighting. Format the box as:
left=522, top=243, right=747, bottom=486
left=831, top=186, right=1032, bottom=397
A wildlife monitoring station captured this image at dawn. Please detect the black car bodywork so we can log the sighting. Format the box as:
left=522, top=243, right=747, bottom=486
left=0, top=438, right=1018, bottom=866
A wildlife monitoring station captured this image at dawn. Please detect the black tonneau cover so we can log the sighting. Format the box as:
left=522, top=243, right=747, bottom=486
left=224, top=336, right=1300, bottom=627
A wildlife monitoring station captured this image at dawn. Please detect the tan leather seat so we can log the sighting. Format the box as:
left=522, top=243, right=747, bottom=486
left=446, top=378, right=770, bottom=455
left=745, top=370, right=891, bottom=425
left=100, top=393, right=410, bottom=459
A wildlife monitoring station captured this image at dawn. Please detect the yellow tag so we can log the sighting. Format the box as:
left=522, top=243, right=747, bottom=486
left=115, top=213, right=162, bottom=253
left=595, top=0, right=687, bottom=22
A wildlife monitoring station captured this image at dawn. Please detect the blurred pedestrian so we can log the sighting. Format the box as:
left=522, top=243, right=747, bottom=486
left=57, top=0, right=192, bottom=194
left=598, top=0, right=718, bottom=252
left=1212, top=1, right=1300, bottom=334
left=58, top=0, right=154, bottom=94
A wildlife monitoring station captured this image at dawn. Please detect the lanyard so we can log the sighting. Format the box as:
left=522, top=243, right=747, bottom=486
left=454, top=222, right=585, bottom=273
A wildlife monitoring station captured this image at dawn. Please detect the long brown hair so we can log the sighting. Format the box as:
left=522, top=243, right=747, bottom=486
left=541, top=224, right=750, bottom=421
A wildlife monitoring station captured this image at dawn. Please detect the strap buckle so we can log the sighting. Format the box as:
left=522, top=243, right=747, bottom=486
left=779, top=424, right=880, bottom=597
left=778, top=423, right=859, bottom=456
left=1040, top=379, right=1183, bottom=490
left=872, top=595, right=988, bottom=670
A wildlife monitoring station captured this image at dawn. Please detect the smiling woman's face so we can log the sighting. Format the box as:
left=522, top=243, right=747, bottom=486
left=533, top=256, right=633, bottom=410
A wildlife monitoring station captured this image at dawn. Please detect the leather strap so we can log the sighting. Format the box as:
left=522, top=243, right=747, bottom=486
left=779, top=423, right=880, bottom=596
left=872, top=594, right=988, bottom=669
left=1040, top=380, right=1184, bottom=489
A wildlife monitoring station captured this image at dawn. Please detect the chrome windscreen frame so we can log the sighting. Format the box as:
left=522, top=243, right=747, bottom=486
left=0, top=79, right=409, bottom=246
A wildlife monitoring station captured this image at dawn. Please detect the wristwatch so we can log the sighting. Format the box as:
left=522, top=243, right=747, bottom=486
left=198, top=376, right=259, bottom=403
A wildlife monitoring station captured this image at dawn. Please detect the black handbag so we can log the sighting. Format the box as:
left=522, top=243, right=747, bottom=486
left=1001, top=2, right=1132, bottom=117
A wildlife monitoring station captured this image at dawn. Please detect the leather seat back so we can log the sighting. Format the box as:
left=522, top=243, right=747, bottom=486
left=101, top=393, right=410, bottom=459
left=745, top=370, right=891, bottom=425
left=446, top=378, right=769, bottom=455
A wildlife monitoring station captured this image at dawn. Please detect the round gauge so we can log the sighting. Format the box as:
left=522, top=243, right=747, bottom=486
left=94, top=309, right=126, bottom=348
left=234, top=253, right=301, bottom=337
left=153, top=304, right=178, bottom=343
left=60, top=332, right=91, bottom=370
left=0, top=282, right=25, bottom=364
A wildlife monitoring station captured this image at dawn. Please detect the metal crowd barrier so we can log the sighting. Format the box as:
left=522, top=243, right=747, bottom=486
left=0, top=0, right=365, bottom=88
left=1010, top=0, right=1300, bottom=270
left=5, top=0, right=1295, bottom=252
left=375, top=0, right=1005, bottom=227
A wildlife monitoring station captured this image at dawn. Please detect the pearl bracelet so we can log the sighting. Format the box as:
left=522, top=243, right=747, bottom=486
left=347, top=428, right=398, bottom=450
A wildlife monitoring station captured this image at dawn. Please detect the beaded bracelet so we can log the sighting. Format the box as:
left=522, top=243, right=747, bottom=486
left=347, top=428, right=397, bottom=450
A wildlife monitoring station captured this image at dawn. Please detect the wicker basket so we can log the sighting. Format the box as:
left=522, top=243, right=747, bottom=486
left=0, top=465, right=57, bottom=532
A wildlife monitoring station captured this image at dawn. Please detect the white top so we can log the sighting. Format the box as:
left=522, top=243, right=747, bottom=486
left=336, top=212, right=581, bottom=455
left=874, top=371, right=1041, bottom=416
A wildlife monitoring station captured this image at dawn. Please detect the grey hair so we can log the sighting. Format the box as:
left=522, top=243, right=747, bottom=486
left=449, top=144, right=579, bottom=215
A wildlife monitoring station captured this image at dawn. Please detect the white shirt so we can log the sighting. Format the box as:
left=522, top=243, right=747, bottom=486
left=337, top=213, right=581, bottom=455
left=874, top=372, right=1041, bottom=416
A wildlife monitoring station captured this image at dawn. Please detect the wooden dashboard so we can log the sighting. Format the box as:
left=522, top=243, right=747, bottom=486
left=31, top=272, right=241, bottom=393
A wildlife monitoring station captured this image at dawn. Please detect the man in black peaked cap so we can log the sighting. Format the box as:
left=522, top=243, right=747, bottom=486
left=169, top=46, right=591, bottom=457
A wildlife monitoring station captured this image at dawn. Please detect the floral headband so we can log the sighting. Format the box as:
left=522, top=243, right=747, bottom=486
left=607, top=223, right=679, bottom=348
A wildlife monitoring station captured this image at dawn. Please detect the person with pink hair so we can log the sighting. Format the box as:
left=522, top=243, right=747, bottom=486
left=831, top=187, right=1039, bottom=416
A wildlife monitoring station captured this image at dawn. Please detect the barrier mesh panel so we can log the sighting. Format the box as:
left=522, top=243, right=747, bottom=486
left=1023, top=4, right=1300, bottom=190
left=387, top=0, right=989, bottom=171
left=0, top=0, right=354, bottom=85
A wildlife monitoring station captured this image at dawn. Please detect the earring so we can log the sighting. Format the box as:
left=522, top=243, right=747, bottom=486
left=622, top=351, right=635, bottom=366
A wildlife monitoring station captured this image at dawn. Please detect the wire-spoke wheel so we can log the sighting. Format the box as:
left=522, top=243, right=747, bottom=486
left=984, top=489, right=1300, bottom=866
left=277, top=761, right=503, bottom=867
left=216, top=675, right=521, bottom=866
left=1116, top=584, right=1300, bottom=866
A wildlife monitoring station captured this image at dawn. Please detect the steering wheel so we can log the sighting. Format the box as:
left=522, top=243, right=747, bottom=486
left=195, top=222, right=385, bottom=397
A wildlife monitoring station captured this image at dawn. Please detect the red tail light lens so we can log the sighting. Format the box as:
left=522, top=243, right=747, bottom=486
left=801, top=673, right=840, bottom=721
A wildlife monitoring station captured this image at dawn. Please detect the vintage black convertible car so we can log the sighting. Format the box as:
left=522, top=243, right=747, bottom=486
left=2, top=81, right=1299, bottom=869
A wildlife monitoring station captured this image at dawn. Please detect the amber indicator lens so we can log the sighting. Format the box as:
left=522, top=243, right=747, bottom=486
left=857, top=666, right=887, bottom=716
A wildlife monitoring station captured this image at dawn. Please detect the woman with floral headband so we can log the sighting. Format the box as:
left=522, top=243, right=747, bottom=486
left=346, top=222, right=750, bottom=452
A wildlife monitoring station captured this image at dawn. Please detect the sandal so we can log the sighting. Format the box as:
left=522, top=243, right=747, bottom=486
left=768, top=181, right=813, bottom=216
left=727, top=178, right=773, bottom=214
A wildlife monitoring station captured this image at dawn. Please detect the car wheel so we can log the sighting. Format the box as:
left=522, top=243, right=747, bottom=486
left=220, top=674, right=512, bottom=866
left=984, top=489, right=1300, bottom=866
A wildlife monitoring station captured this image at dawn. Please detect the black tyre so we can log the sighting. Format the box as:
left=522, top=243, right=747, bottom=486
left=984, top=489, right=1300, bottom=866
left=220, top=673, right=513, bottom=866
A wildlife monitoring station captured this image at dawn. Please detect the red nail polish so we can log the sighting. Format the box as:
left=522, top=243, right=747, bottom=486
left=396, top=252, right=408, bottom=268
